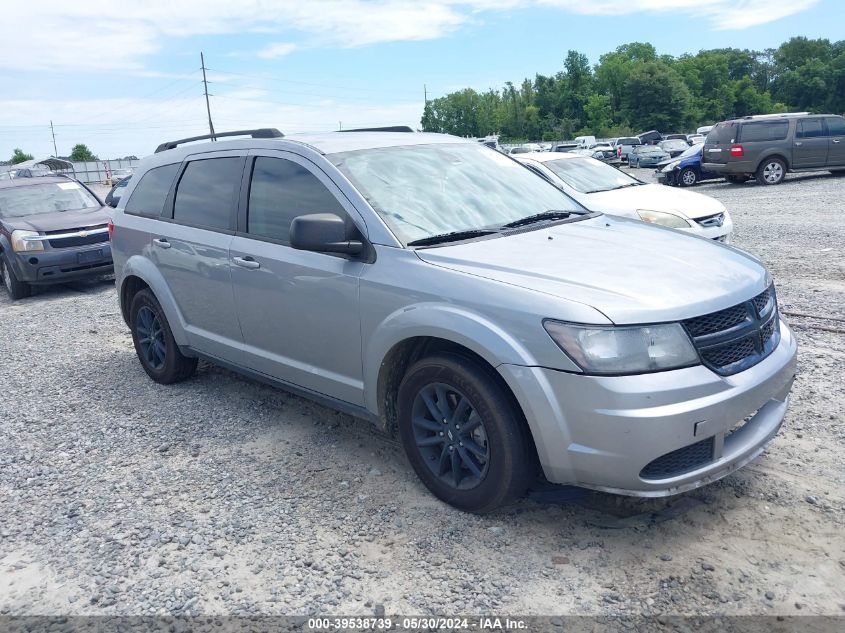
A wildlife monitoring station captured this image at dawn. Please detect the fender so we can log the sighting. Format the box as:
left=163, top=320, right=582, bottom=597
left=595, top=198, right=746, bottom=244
left=0, top=234, right=25, bottom=279
left=363, top=301, right=566, bottom=415
left=119, top=254, right=190, bottom=347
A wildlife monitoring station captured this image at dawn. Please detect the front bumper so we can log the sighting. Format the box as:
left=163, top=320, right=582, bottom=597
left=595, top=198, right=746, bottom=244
left=8, top=242, right=113, bottom=284
left=499, top=320, right=797, bottom=496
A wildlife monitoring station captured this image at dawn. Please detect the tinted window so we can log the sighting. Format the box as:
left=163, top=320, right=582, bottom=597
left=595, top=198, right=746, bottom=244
left=739, top=121, right=789, bottom=142
left=827, top=117, right=845, bottom=136
left=125, top=164, right=179, bottom=217
left=247, top=157, right=345, bottom=244
left=173, top=158, right=242, bottom=230
left=706, top=122, right=738, bottom=144
left=797, top=119, right=826, bottom=139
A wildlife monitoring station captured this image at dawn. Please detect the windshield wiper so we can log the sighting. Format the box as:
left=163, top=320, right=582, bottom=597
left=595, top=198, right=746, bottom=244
left=407, top=228, right=499, bottom=247
left=500, top=210, right=573, bottom=229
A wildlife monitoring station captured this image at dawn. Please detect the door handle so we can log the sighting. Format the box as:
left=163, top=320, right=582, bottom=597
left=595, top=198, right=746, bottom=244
left=233, top=255, right=260, bottom=269
left=153, top=238, right=171, bottom=249
left=833, top=139, right=841, bottom=144
left=794, top=141, right=802, bottom=146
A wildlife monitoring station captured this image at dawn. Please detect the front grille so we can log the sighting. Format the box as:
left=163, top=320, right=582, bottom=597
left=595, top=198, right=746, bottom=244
left=46, top=225, right=109, bottom=249
left=695, top=212, right=725, bottom=228
left=683, top=285, right=780, bottom=376
left=640, top=437, right=715, bottom=480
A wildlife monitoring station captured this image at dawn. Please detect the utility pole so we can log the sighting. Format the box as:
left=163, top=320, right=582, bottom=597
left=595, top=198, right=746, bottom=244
left=49, top=120, right=58, bottom=157
left=200, top=52, right=216, bottom=141
left=424, top=84, right=428, bottom=106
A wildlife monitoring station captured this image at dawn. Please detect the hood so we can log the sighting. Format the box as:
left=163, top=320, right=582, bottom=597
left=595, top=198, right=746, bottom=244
left=415, top=215, right=767, bottom=325
left=580, top=183, right=724, bottom=220
left=2, top=206, right=110, bottom=232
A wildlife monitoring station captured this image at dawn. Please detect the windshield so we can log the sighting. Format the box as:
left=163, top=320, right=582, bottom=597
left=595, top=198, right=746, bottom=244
left=332, top=143, right=584, bottom=244
left=677, top=144, right=703, bottom=160
left=542, top=157, right=639, bottom=193
left=660, top=140, right=688, bottom=150
left=0, top=182, right=100, bottom=219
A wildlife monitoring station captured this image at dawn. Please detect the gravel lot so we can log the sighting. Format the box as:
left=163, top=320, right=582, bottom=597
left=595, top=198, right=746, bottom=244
left=1, top=173, right=843, bottom=619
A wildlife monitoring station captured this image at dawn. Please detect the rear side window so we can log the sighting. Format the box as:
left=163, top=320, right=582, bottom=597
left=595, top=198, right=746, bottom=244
left=247, top=157, right=346, bottom=244
left=124, top=164, right=179, bottom=217
left=738, top=121, right=789, bottom=142
left=796, top=119, right=826, bottom=138
left=827, top=117, right=845, bottom=136
left=173, top=158, right=243, bottom=230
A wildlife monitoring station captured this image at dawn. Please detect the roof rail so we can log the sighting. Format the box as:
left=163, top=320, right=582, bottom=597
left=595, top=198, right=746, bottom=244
left=154, top=128, right=284, bottom=153
left=739, top=112, right=811, bottom=120
left=340, top=126, right=414, bottom=133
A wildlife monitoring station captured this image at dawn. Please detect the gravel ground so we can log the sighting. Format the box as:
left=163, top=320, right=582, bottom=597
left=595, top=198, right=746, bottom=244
left=1, top=174, right=843, bottom=619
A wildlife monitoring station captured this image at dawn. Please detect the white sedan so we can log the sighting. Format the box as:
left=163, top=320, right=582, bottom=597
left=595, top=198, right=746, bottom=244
left=515, top=152, right=732, bottom=241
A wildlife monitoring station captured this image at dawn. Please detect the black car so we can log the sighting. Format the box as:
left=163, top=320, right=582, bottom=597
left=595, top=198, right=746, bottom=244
left=105, top=175, right=132, bottom=208
left=0, top=177, right=113, bottom=299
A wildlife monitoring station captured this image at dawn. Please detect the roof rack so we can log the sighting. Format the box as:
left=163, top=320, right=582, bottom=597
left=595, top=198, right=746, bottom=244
left=340, top=126, right=414, bottom=133
left=738, top=112, right=811, bottom=120
left=155, top=128, right=284, bottom=153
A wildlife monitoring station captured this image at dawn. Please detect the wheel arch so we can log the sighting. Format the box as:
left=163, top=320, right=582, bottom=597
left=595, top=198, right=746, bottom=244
left=756, top=152, right=790, bottom=172
left=118, top=255, right=189, bottom=346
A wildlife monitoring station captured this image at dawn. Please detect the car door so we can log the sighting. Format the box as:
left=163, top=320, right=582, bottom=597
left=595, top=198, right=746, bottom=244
left=229, top=151, right=367, bottom=406
left=792, top=118, right=829, bottom=168
left=825, top=116, right=845, bottom=166
left=150, top=152, right=246, bottom=364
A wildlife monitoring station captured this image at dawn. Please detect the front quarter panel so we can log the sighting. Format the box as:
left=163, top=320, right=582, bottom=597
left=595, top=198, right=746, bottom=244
left=360, top=246, right=610, bottom=416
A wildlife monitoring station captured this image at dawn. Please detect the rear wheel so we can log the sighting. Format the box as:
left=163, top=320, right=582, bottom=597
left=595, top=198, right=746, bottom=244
left=756, top=158, right=786, bottom=185
left=678, top=167, right=698, bottom=187
left=397, top=353, right=532, bottom=513
left=1, top=257, right=32, bottom=300
left=129, top=289, right=197, bottom=384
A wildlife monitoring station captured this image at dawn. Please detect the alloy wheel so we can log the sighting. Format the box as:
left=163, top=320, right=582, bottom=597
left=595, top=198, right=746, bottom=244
left=2, top=262, right=10, bottom=293
left=681, top=170, right=696, bottom=186
left=411, top=383, right=490, bottom=490
left=763, top=161, right=784, bottom=183
left=136, top=306, right=166, bottom=370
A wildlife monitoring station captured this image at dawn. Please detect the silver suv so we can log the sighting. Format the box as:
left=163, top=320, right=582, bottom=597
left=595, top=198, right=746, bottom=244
left=110, top=128, right=797, bottom=512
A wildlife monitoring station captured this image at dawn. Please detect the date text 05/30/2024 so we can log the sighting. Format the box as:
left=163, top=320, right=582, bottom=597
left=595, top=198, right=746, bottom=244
left=306, top=617, right=528, bottom=630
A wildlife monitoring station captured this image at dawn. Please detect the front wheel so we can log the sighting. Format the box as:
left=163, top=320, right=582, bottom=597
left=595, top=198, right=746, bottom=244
left=129, top=289, right=197, bottom=384
left=678, top=167, right=697, bottom=187
left=756, top=158, right=786, bottom=185
left=1, top=257, right=32, bottom=300
left=397, top=353, right=532, bottom=512
left=631, top=158, right=639, bottom=168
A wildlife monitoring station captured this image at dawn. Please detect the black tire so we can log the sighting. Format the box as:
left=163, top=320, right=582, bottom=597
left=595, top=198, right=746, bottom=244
left=756, top=158, right=786, bottom=185
left=1, top=257, right=32, bottom=300
left=129, top=289, right=197, bottom=384
left=397, top=352, right=532, bottom=512
left=632, top=158, right=639, bottom=168
left=678, top=167, right=698, bottom=187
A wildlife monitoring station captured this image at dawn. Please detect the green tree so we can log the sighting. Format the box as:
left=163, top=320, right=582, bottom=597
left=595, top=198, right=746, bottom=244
left=620, top=62, right=691, bottom=132
left=9, top=148, right=34, bottom=165
left=69, top=144, right=98, bottom=162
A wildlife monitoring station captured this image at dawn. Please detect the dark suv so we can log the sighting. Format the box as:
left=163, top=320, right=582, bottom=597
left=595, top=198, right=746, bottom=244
left=703, top=113, right=845, bottom=185
left=0, top=177, right=112, bottom=299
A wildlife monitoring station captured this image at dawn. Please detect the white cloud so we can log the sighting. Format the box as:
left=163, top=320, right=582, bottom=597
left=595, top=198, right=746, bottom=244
left=256, top=42, right=298, bottom=59
left=0, top=1, right=819, bottom=72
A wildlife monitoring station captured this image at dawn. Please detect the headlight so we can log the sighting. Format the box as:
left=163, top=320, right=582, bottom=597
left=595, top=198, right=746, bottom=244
left=662, top=162, right=680, bottom=172
left=11, top=230, right=44, bottom=252
left=543, top=321, right=700, bottom=375
left=637, top=209, right=691, bottom=228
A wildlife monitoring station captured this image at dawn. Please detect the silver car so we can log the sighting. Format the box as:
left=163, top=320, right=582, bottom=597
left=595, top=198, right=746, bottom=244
left=110, top=129, right=797, bottom=512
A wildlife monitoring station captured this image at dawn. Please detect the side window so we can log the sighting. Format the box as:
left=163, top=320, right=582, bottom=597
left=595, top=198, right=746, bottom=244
left=247, top=157, right=346, bottom=244
left=797, top=119, right=826, bottom=139
left=827, top=117, right=845, bottom=136
left=173, top=157, right=242, bottom=230
left=124, top=164, right=179, bottom=217
left=739, top=121, right=789, bottom=142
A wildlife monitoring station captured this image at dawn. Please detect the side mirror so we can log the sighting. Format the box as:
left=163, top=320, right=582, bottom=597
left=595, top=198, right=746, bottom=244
left=108, top=196, right=120, bottom=208
left=290, top=213, right=364, bottom=256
